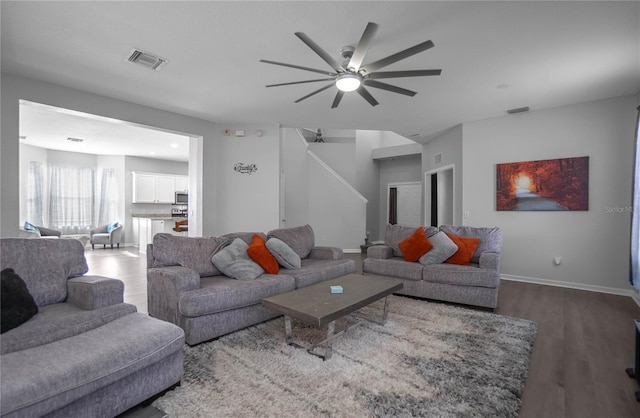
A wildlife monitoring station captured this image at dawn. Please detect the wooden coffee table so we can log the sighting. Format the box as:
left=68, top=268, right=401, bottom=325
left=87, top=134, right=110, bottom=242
left=261, top=274, right=402, bottom=360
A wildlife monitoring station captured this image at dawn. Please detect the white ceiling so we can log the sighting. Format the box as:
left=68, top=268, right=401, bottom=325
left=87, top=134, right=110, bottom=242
left=2, top=1, right=639, bottom=148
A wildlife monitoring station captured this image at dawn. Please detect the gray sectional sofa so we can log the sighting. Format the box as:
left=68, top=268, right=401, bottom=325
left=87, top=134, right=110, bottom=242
left=147, top=224, right=356, bottom=345
left=364, top=224, right=502, bottom=309
left=0, top=238, right=185, bottom=418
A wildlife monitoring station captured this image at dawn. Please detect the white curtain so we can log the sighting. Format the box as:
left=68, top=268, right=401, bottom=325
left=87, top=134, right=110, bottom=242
left=98, top=168, right=118, bottom=226
left=26, top=161, right=44, bottom=226
left=631, top=106, right=640, bottom=291
left=48, top=165, right=95, bottom=234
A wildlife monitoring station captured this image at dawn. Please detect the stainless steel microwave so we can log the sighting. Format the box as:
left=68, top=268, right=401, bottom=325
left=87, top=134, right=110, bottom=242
left=175, top=191, right=188, bottom=204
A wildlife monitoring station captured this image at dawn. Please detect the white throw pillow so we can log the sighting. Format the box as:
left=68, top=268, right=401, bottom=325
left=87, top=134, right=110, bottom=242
left=266, top=238, right=301, bottom=269
left=418, top=231, right=459, bottom=265
left=212, top=238, right=264, bottom=280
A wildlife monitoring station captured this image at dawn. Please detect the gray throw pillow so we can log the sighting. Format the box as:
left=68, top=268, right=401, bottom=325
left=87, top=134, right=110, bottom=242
left=266, top=238, right=301, bottom=269
left=418, top=231, right=459, bottom=265
left=212, top=238, right=264, bottom=280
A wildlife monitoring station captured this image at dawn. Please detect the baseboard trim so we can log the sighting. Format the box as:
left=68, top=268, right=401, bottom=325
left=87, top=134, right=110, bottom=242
left=501, top=274, right=640, bottom=308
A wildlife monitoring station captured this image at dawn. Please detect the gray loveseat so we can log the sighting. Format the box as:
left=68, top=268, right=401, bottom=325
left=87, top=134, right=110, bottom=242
left=363, top=224, right=502, bottom=309
left=0, top=238, right=185, bottom=418
left=147, top=224, right=356, bottom=346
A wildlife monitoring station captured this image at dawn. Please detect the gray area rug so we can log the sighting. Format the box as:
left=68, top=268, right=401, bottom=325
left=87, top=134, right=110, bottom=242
left=153, top=296, right=537, bottom=417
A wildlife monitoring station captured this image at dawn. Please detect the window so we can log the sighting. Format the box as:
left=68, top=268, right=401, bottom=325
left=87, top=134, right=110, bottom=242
left=48, top=165, right=95, bottom=234
left=98, top=168, right=118, bottom=226
left=26, top=161, right=44, bottom=226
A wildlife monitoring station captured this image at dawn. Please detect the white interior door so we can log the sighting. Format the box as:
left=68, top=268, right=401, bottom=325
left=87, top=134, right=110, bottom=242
left=395, top=183, right=422, bottom=227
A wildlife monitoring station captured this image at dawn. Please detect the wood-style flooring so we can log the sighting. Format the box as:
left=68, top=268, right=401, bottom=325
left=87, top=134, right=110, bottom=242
left=85, top=247, right=640, bottom=418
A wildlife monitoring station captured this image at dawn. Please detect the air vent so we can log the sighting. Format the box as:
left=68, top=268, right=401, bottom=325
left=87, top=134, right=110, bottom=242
left=506, top=106, right=530, bottom=115
left=127, top=49, right=168, bottom=71
left=434, top=152, right=442, bottom=165
left=67, top=137, right=84, bottom=143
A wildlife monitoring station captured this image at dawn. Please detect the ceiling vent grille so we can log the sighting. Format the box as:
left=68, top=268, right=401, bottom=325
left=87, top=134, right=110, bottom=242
left=506, top=106, right=530, bottom=115
left=67, top=137, right=84, bottom=143
left=127, top=49, right=168, bottom=71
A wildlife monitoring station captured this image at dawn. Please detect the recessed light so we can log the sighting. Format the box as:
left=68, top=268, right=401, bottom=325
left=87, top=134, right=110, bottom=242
left=170, top=143, right=178, bottom=148
left=150, top=152, right=156, bottom=155
left=497, top=84, right=510, bottom=89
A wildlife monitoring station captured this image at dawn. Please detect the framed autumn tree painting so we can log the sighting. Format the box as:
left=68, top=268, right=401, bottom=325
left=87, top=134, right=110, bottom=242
left=496, top=156, right=589, bottom=211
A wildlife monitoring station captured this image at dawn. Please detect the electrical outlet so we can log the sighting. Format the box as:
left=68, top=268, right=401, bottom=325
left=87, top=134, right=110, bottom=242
left=464, top=211, right=471, bottom=219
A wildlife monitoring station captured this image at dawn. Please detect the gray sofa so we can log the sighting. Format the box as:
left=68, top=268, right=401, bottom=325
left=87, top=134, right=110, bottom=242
left=363, top=224, right=502, bottom=309
left=0, top=238, right=185, bottom=418
left=147, top=224, right=356, bottom=346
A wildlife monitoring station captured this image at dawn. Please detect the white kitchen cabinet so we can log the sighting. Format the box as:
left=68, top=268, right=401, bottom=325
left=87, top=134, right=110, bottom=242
left=132, top=172, right=178, bottom=204
left=137, top=218, right=174, bottom=253
left=174, top=176, right=188, bottom=192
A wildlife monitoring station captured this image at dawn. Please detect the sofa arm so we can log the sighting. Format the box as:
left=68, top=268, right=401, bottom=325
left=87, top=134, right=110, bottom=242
left=308, top=246, right=344, bottom=260
left=67, top=276, right=125, bottom=310
left=367, top=245, right=393, bottom=259
left=479, top=252, right=500, bottom=271
left=147, top=266, right=200, bottom=324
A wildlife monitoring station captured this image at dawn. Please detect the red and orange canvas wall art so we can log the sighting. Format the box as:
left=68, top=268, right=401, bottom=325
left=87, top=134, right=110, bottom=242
left=496, top=156, right=589, bottom=211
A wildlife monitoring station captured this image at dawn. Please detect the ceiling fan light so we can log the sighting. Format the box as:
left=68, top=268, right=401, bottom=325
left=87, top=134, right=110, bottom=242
left=336, top=74, right=361, bottom=92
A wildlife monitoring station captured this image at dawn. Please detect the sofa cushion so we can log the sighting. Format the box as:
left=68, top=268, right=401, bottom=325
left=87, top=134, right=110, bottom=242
left=212, top=238, right=264, bottom=281
left=267, top=224, right=315, bottom=259
left=0, top=313, right=184, bottom=418
left=385, top=224, right=439, bottom=257
left=277, top=258, right=357, bottom=288
left=398, top=227, right=433, bottom=262
left=0, top=302, right=137, bottom=355
left=152, top=233, right=227, bottom=277
left=178, top=274, right=295, bottom=317
left=418, top=232, right=459, bottom=266
left=247, top=234, right=279, bottom=274
left=266, top=238, right=301, bottom=269
left=422, top=263, right=500, bottom=288
left=363, top=257, right=424, bottom=282
left=0, top=238, right=88, bottom=306
left=1, top=268, right=38, bottom=334
left=439, top=225, right=502, bottom=264
left=444, top=233, right=481, bottom=266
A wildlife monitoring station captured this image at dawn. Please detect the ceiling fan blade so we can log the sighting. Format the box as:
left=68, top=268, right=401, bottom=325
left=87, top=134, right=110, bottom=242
left=357, top=86, right=379, bottom=107
left=259, top=59, right=336, bottom=76
left=295, top=32, right=343, bottom=72
left=360, top=40, right=435, bottom=74
left=348, top=22, right=378, bottom=71
left=367, top=69, right=442, bottom=79
left=363, top=79, right=417, bottom=97
left=331, top=91, right=344, bottom=109
left=266, top=78, right=335, bottom=88
left=294, top=83, right=334, bottom=103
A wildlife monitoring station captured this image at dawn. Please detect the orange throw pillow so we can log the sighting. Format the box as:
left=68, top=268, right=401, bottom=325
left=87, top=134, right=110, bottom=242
left=398, top=227, right=434, bottom=262
left=444, top=233, right=480, bottom=265
left=247, top=234, right=279, bottom=274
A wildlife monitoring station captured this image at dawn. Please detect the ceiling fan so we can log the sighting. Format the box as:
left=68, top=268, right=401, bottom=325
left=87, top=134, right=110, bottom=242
left=259, top=22, right=442, bottom=108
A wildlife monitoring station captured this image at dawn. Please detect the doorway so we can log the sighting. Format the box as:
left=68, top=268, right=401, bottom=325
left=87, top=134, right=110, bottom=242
left=424, top=165, right=454, bottom=227
left=388, top=182, right=422, bottom=227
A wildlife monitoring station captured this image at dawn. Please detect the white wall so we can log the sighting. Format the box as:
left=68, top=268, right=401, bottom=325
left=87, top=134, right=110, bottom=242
left=281, top=128, right=309, bottom=229
left=463, top=95, right=637, bottom=293
left=212, top=124, right=281, bottom=235
left=308, top=142, right=355, bottom=185
left=1, top=74, right=214, bottom=238
left=355, top=130, right=382, bottom=242
left=377, top=154, right=422, bottom=241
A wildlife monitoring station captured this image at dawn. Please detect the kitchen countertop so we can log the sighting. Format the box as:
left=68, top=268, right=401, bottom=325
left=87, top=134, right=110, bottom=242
left=132, top=214, right=187, bottom=220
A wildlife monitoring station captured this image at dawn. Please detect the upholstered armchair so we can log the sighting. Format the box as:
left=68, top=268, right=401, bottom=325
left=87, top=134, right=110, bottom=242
left=90, top=223, right=123, bottom=249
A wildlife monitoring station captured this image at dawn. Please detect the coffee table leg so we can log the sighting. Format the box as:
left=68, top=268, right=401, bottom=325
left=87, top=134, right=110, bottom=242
left=324, top=320, right=336, bottom=360
left=284, top=315, right=293, bottom=345
left=381, top=295, right=390, bottom=324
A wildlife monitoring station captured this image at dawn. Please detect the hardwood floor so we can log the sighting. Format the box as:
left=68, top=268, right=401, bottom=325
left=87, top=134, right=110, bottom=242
left=85, top=248, right=640, bottom=417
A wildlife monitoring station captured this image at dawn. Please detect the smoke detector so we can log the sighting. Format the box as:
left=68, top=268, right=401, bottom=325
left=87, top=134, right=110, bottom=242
left=127, top=48, right=168, bottom=71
